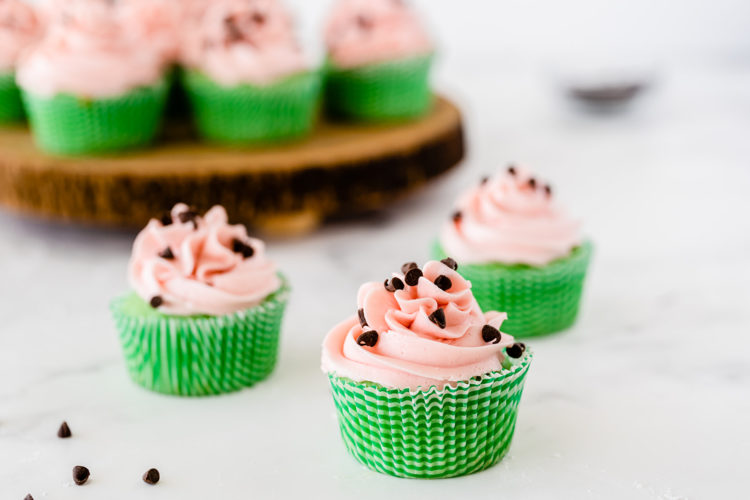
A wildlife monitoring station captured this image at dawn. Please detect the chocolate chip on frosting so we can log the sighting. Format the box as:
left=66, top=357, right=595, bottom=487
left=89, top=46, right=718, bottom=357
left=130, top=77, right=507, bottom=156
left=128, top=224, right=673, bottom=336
left=158, top=247, right=174, bottom=260
left=149, top=296, right=164, bottom=308
left=357, top=330, right=379, bottom=347
left=358, top=308, right=367, bottom=327
left=528, top=177, right=537, bottom=189
left=159, top=212, right=172, bottom=226
left=357, top=15, right=373, bottom=30
left=404, top=267, right=423, bottom=286
left=544, top=184, right=553, bottom=196
left=481, top=325, right=501, bottom=344
left=434, top=275, right=452, bottom=291
left=401, top=262, right=418, bottom=274
left=480, top=176, right=489, bottom=185
left=72, top=466, right=90, bottom=485
left=232, top=238, right=254, bottom=258
left=428, top=308, right=446, bottom=329
left=452, top=210, right=462, bottom=222
left=177, top=209, right=198, bottom=224
left=57, top=421, right=72, bottom=438
left=507, top=165, right=517, bottom=176
left=24, top=494, right=33, bottom=500
left=384, top=277, right=405, bottom=292
left=252, top=11, right=266, bottom=24
left=143, top=468, right=160, bottom=485
left=506, top=342, right=526, bottom=359
left=440, top=257, right=458, bottom=271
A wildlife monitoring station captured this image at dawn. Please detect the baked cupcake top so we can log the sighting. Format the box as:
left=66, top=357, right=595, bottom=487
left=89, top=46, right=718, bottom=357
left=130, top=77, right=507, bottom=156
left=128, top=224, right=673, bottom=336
left=322, top=259, right=524, bottom=391
left=440, top=166, right=582, bottom=266
left=181, top=0, right=307, bottom=87
left=16, top=0, right=164, bottom=98
left=324, top=0, right=432, bottom=69
left=0, top=0, right=42, bottom=72
left=128, top=203, right=281, bottom=316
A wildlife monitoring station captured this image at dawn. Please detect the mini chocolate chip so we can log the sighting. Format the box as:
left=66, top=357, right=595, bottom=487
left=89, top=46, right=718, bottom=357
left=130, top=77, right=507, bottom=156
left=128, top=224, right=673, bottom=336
left=440, top=257, right=458, bottom=271
left=357, top=330, right=378, bottom=347
left=143, top=468, right=160, bottom=485
left=57, top=421, right=71, bottom=438
left=428, top=308, right=446, bottom=329
left=507, top=165, right=517, bottom=175
left=158, top=247, right=174, bottom=260
left=232, top=238, right=254, bottom=258
left=528, top=177, right=537, bottom=189
left=72, top=466, right=90, bottom=485
left=159, top=212, right=172, bottom=226
left=545, top=184, right=552, bottom=196
left=357, top=15, right=373, bottom=29
left=506, top=342, right=526, bottom=359
left=434, top=275, right=452, bottom=291
left=358, top=308, right=367, bottom=327
left=404, top=267, right=423, bottom=286
left=400, top=262, right=418, bottom=274
left=474, top=375, right=482, bottom=382
left=452, top=210, right=462, bottom=222
left=480, top=176, right=489, bottom=185
left=25, top=495, right=33, bottom=500
left=384, top=277, right=404, bottom=292
left=252, top=11, right=265, bottom=24
left=481, top=325, right=501, bottom=344
left=177, top=209, right=198, bottom=224
left=224, top=16, right=243, bottom=42
left=383, top=279, right=394, bottom=292
left=149, top=296, right=163, bottom=308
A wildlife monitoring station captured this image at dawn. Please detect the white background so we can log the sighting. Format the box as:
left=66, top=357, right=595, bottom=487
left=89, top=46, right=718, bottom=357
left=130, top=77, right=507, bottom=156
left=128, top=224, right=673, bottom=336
left=2, top=1, right=750, bottom=498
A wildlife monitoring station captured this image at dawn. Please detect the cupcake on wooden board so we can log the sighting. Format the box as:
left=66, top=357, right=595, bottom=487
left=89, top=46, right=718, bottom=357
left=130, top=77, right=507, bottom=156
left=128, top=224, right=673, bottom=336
left=434, top=165, right=593, bottom=337
left=111, top=203, right=289, bottom=396
left=324, top=0, right=433, bottom=121
left=322, top=259, right=532, bottom=478
left=0, top=0, right=42, bottom=123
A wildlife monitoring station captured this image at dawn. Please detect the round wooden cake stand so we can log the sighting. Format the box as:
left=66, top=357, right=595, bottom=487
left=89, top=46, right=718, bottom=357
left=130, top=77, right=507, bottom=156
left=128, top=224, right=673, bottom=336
left=0, top=97, right=464, bottom=235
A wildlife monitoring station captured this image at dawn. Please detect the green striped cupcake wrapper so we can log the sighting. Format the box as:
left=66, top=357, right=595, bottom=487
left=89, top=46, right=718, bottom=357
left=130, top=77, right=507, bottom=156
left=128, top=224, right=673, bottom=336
left=433, top=241, right=593, bottom=338
left=183, top=69, right=322, bottom=144
left=327, top=350, right=532, bottom=479
left=110, top=278, right=289, bottom=397
left=324, top=54, right=433, bottom=121
left=0, top=72, right=24, bottom=123
left=21, top=79, right=168, bottom=155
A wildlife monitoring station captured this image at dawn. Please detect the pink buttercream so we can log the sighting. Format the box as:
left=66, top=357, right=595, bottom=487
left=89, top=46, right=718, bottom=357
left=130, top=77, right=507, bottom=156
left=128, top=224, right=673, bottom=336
left=128, top=203, right=281, bottom=316
left=321, top=260, right=515, bottom=390
left=121, top=0, right=183, bottom=64
left=440, top=166, right=582, bottom=267
left=16, top=0, right=164, bottom=98
left=182, top=0, right=307, bottom=87
left=0, top=0, right=42, bottom=71
left=325, top=0, right=432, bottom=69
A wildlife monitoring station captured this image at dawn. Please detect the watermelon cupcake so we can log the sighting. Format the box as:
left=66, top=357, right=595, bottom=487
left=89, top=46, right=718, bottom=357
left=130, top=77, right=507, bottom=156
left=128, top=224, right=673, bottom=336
left=0, top=0, right=41, bottom=123
left=322, top=259, right=532, bottom=478
left=181, top=0, right=321, bottom=144
left=434, top=165, right=592, bottom=337
left=111, top=203, right=289, bottom=397
left=324, top=0, right=433, bottom=121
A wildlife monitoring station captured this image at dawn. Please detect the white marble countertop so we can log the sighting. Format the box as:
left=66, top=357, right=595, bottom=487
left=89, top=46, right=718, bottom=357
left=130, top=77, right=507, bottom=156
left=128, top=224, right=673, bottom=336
left=2, top=53, right=750, bottom=499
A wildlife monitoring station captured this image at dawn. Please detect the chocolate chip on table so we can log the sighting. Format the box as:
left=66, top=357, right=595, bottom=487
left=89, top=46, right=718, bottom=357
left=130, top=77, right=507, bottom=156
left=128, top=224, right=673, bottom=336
left=358, top=308, right=367, bottom=327
left=545, top=184, right=553, bottom=196
left=158, top=247, right=174, bottom=260
left=440, top=257, right=458, bottom=271
left=149, top=296, right=164, bottom=308
left=356, top=330, right=378, bottom=347
left=527, top=177, right=537, bottom=189
left=428, top=308, right=446, bottom=329
left=159, top=212, right=172, bottom=226
left=507, top=165, right=517, bottom=176
left=451, top=210, right=462, bottom=222
left=232, top=238, right=254, bottom=258
left=143, top=468, right=160, bottom=485
left=404, top=267, right=423, bottom=286
left=72, top=466, right=90, bottom=485
left=506, top=342, right=526, bottom=359
left=434, top=275, right=452, bottom=291
left=400, top=262, right=418, bottom=274
left=57, top=421, right=72, bottom=438
left=481, top=325, right=501, bottom=344
left=383, top=277, right=404, bottom=292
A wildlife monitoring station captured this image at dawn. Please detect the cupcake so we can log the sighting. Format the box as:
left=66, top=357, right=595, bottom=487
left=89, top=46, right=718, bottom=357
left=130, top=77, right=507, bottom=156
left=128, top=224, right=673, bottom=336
left=434, top=165, right=592, bottom=337
left=16, top=0, right=168, bottom=155
left=321, top=259, right=532, bottom=478
left=324, top=0, right=433, bottom=121
left=181, top=0, right=321, bottom=144
left=0, top=0, right=41, bottom=123
left=111, top=203, right=289, bottom=396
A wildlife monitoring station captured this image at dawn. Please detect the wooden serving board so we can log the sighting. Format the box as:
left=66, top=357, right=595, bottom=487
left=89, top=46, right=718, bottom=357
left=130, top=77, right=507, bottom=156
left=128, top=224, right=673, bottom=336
left=0, top=96, right=464, bottom=234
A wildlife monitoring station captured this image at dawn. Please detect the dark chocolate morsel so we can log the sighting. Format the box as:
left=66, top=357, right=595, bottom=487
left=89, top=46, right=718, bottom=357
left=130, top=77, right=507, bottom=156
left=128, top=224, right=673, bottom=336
left=428, top=308, right=446, bottom=329
left=143, top=468, right=160, bottom=485
left=383, top=279, right=394, bottom=292
left=391, top=277, right=405, bottom=290
left=158, top=247, right=174, bottom=260
left=72, top=466, right=90, bottom=485
left=474, top=375, right=482, bottom=382
left=434, top=275, right=452, bottom=291
left=528, top=177, right=537, bottom=189
left=404, top=267, right=423, bottom=286
left=506, top=342, right=526, bottom=359
left=357, top=330, right=379, bottom=347
left=252, top=11, right=266, bottom=24
left=480, top=176, right=489, bottom=185
left=400, top=262, right=418, bottom=274
left=481, top=325, right=501, bottom=344
left=159, top=212, right=172, bottom=226
left=57, top=421, right=71, bottom=438
left=177, top=209, right=198, bottom=224
left=507, top=165, right=517, bottom=175
left=452, top=210, right=462, bottom=222
left=545, top=184, right=553, bottom=196
left=440, top=257, right=458, bottom=271
left=357, top=15, right=373, bottom=29
left=358, top=308, right=367, bottom=327
left=149, top=296, right=163, bottom=308
left=232, top=238, right=255, bottom=258
left=25, top=495, right=34, bottom=500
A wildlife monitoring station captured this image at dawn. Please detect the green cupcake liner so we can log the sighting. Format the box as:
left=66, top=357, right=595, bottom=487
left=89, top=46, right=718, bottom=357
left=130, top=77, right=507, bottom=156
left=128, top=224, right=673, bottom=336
left=327, top=350, right=532, bottom=479
left=433, top=241, right=593, bottom=338
left=0, top=72, right=24, bottom=123
left=183, top=69, right=321, bottom=144
left=21, top=79, right=168, bottom=155
left=324, top=54, right=433, bottom=121
left=110, top=278, right=289, bottom=397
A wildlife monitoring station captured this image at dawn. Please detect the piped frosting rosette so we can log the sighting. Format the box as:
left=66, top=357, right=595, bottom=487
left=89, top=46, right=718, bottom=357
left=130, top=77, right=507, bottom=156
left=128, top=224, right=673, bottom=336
left=0, top=0, right=42, bottom=72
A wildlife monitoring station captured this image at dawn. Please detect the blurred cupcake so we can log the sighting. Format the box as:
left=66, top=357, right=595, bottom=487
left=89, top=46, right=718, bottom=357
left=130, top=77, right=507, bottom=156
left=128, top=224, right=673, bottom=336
left=181, top=0, right=321, bottom=144
left=0, top=0, right=41, bottom=123
left=322, top=259, right=532, bottom=478
left=324, top=0, right=433, bottom=121
left=434, top=165, right=593, bottom=337
left=16, top=0, right=168, bottom=155
left=111, top=203, right=289, bottom=397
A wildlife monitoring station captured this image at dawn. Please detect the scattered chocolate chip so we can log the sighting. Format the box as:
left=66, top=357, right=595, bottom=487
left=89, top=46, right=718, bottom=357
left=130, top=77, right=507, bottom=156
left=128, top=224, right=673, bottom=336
left=158, top=247, right=174, bottom=260
left=400, top=262, right=418, bottom=274
left=358, top=308, right=367, bottom=327
left=474, top=375, right=482, bottom=382
left=357, top=330, right=378, bottom=347
left=434, top=275, right=452, bottom=291
left=251, top=11, right=266, bottom=24
left=528, top=177, right=537, bottom=189
left=544, top=184, right=552, bottom=196
left=506, top=342, right=526, bottom=359
left=440, top=257, right=458, bottom=271
left=143, top=468, right=160, bottom=485
left=232, top=238, right=254, bottom=258
left=224, top=16, right=243, bottom=42
left=481, top=325, right=501, bottom=344
left=404, top=267, right=423, bottom=286
left=25, top=494, right=33, bottom=500
left=159, top=212, right=172, bottom=226
left=177, top=209, right=198, bottom=224
left=357, top=15, right=373, bottom=29
left=57, top=421, right=71, bottom=438
left=507, top=165, right=517, bottom=176
left=452, top=210, right=462, bottom=222
left=480, top=176, right=489, bottom=185
left=384, top=277, right=404, bottom=292
left=149, top=296, right=163, bottom=308
left=72, top=466, right=90, bottom=485
left=428, top=308, right=446, bottom=329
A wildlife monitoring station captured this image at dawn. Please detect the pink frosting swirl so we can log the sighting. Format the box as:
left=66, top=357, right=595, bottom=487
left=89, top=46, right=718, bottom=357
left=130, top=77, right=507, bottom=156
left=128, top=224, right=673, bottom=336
left=128, top=203, right=281, bottom=316
left=325, top=0, right=432, bottom=69
left=120, top=0, right=183, bottom=65
left=321, top=260, right=516, bottom=390
left=0, top=0, right=42, bottom=71
left=182, top=0, right=307, bottom=87
left=440, top=166, right=582, bottom=266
